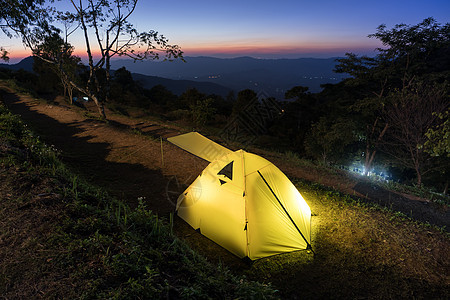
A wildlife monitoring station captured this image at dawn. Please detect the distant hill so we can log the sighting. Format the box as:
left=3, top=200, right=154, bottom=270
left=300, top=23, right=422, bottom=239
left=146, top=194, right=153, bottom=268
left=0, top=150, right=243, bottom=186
left=111, top=56, right=348, bottom=97
left=132, top=73, right=232, bottom=97
left=0, top=56, right=232, bottom=97
left=0, top=56, right=34, bottom=72
left=1, top=56, right=348, bottom=98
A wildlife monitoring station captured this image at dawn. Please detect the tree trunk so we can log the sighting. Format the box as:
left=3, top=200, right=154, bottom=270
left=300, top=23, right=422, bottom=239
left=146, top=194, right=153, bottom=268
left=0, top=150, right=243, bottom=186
left=415, top=166, right=422, bottom=186
left=68, top=87, right=73, bottom=105
left=363, top=122, right=389, bottom=175
left=105, top=53, right=111, bottom=103
left=97, top=102, right=106, bottom=119
left=322, top=152, right=327, bottom=166
left=63, top=83, right=67, bottom=100
left=363, top=148, right=377, bottom=175
left=443, top=180, right=448, bottom=195
left=91, top=95, right=107, bottom=119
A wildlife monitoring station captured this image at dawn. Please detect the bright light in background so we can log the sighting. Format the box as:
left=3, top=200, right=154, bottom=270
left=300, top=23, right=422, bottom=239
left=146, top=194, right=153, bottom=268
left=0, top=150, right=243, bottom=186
left=348, top=161, right=392, bottom=182
left=1, top=0, right=449, bottom=61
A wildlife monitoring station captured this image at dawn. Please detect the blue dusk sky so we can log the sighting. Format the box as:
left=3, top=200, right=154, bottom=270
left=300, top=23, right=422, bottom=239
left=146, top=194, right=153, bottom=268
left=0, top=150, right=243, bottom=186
left=2, top=0, right=449, bottom=62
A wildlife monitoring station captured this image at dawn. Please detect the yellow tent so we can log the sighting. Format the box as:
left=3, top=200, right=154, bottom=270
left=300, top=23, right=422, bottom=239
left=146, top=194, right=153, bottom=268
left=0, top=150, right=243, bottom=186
left=168, top=132, right=312, bottom=260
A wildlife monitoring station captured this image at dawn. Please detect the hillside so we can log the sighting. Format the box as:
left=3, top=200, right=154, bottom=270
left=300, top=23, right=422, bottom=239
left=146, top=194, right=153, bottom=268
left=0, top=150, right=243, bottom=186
left=0, top=57, right=233, bottom=97
left=132, top=73, right=232, bottom=97
left=1, top=81, right=449, bottom=299
left=0, top=56, right=34, bottom=72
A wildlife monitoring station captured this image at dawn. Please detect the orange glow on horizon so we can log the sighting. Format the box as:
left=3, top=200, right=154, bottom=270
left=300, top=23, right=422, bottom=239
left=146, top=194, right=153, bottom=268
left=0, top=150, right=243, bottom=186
left=179, top=43, right=378, bottom=58
left=4, top=41, right=379, bottom=62
left=4, top=48, right=32, bottom=59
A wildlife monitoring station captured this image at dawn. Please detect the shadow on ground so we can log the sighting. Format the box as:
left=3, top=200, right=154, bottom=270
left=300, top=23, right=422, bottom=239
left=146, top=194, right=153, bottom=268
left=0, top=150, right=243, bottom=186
left=1, top=90, right=170, bottom=215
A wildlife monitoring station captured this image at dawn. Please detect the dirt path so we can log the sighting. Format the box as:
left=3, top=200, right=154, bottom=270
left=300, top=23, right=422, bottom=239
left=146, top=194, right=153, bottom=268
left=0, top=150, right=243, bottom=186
left=1, top=85, right=448, bottom=234
left=1, top=89, right=204, bottom=214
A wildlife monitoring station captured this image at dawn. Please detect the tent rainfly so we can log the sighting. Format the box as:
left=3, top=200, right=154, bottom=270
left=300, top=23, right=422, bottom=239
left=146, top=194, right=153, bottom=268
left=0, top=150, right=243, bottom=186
left=168, top=132, right=312, bottom=260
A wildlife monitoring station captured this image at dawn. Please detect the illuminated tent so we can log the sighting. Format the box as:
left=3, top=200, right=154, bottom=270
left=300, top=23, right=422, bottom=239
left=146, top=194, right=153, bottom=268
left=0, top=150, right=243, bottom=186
left=168, top=132, right=312, bottom=260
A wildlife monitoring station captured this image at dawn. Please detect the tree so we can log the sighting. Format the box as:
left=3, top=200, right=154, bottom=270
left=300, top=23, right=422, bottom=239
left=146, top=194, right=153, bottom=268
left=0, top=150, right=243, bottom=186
left=145, top=84, right=177, bottom=109
left=1, top=0, right=48, bottom=38
left=0, top=47, right=8, bottom=62
left=333, top=18, right=450, bottom=176
left=1, top=0, right=49, bottom=62
left=285, top=85, right=309, bottom=100
left=189, top=98, right=216, bottom=127
left=369, top=17, right=450, bottom=80
left=334, top=52, right=394, bottom=175
left=178, top=88, right=206, bottom=109
left=232, top=89, right=257, bottom=116
left=304, top=116, right=358, bottom=165
left=32, top=33, right=84, bottom=101
left=4, top=0, right=183, bottom=119
left=424, top=110, right=450, bottom=158
left=381, top=81, right=449, bottom=185
left=280, top=86, right=319, bottom=153
left=424, top=110, right=450, bottom=194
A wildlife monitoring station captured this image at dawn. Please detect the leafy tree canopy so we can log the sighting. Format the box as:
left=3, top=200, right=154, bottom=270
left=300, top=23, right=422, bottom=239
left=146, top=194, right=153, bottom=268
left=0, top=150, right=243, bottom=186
left=317, top=18, right=450, bottom=184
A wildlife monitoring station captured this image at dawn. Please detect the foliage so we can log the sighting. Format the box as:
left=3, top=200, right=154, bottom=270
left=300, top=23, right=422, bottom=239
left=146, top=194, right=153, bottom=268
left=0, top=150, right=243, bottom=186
left=144, top=84, right=178, bottom=109
left=189, top=97, right=217, bottom=127
left=109, top=67, right=150, bottom=108
left=3, top=0, right=183, bottom=119
left=305, top=116, right=358, bottom=165
left=274, top=86, right=321, bottom=153
left=178, top=88, right=206, bottom=109
left=322, top=18, right=450, bottom=186
left=381, top=81, right=449, bottom=185
left=0, top=0, right=50, bottom=42
left=369, top=17, right=450, bottom=76
left=0, top=47, right=8, bottom=62
left=284, top=85, right=309, bottom=100
left=424, top=110, right=450, bottom=157
left=1, top=1, right=48, bottom=62
left=232, top=89, right=257, bottom=116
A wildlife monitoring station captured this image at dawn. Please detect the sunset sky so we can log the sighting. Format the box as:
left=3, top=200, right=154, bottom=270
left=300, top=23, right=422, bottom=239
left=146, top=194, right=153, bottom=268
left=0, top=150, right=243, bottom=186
left=2, top=0, right=449, bottom=62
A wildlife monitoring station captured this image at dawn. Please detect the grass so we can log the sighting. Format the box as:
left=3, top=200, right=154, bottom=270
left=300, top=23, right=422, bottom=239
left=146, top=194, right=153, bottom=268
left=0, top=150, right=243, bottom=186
left=241, top=178, right=449, bottom=299
left=0, top=101, right=277, bottom=298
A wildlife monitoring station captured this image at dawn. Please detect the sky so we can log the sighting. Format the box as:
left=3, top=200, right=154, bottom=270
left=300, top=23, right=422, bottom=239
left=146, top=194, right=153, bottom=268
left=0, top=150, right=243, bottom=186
left=2, top=0, right=450, bottom=62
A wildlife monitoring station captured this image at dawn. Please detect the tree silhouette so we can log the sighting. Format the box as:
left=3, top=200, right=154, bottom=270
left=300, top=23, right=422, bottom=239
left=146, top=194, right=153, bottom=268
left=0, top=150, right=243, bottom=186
left=334, top=18, right=450, bottom=176
left=0, top=0, right=49, bottom=62
left=3, top=0, right=183, bottom=119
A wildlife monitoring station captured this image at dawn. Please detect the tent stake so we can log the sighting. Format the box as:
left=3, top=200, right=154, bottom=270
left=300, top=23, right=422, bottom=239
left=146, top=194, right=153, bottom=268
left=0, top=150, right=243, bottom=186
left=160, top=137, right=164, bottom=168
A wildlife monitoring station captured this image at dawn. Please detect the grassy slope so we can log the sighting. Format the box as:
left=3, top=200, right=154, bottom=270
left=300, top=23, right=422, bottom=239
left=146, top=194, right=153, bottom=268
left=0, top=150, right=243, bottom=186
left=1, top=85, right=449, bottom=299
left=0, top=103, right=276, bottom=298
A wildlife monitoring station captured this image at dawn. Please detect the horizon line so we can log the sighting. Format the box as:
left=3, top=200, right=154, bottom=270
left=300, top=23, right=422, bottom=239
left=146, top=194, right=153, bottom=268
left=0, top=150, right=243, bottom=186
left=3, top=53, right=360, bottom=65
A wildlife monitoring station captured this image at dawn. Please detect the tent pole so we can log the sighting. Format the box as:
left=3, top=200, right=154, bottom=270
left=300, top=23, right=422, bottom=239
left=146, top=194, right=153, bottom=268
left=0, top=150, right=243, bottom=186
left=257, top=170, right=311, bottom=249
